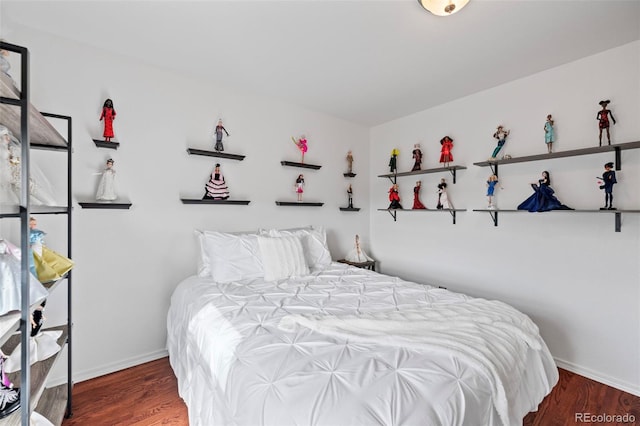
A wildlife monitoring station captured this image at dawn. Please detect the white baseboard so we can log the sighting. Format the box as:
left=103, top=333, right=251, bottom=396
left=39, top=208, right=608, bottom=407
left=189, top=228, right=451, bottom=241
left=46, top=349, right=169, bottom=387
left=554, top=357, right=640, bottom=397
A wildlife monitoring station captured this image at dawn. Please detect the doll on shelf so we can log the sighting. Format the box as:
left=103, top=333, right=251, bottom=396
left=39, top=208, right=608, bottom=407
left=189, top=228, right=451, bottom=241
left=388, top=183, right=402, bottom=209
left=490, top=125, right=509, bottom=160
left=99, top=99, right=116, bottom=142
left=544, top=114, right=555, bottom=153
left=27, top=217, right=74, bottom=283
left=411, top=144, right=423, bottom=171
left=213, top=119, right=230, bottom=152
left=486, top=174, right=501, bottom=209
left=412, top=180, right=426, bottom=209
left=597, top=100, right=616, bottom=146
left=292, top=135, right=308, bottom=163
left=347, top=184, right=353, bottom=208
left=597, top=162, right=617, bottom=210
left=436, top=178, right=452, bottom=209
left=517, top=171, right=572, bottom=212
left=439, top=136, right=454, bottom=167
left=346, top=150, right=354, bottom=174
left=389, top=148, right=399, bottom=173
left=295, top=174, right=305, bottom=202
left=203, top=163, right=230, bottom=200
left=96, top=158, right=117, bottom=201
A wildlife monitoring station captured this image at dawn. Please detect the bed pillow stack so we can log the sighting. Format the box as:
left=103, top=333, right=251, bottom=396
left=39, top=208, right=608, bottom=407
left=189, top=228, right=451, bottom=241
left=257, top=234, right=309, bottom=281
left=259, top=226, right=331, bottom=270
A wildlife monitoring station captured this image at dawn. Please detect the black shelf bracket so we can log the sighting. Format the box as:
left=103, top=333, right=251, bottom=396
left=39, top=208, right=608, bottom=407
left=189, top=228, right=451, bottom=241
left=448, top=209, right=457, bottom=225
left=615, top=147, right=621, bottom=171
left=615, top=212, right=621, bottom=232
left=449, top=168, right=458, bottom=184
left=489, top=210, right=498, bottom=226
left=387, top=208, right=398, bottom=221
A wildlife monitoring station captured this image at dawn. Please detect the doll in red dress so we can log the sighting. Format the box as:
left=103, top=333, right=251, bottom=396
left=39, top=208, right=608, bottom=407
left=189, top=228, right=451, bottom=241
left=388, top=184, right=402, bottom=209
left=99, top=99, right=116, bottom=142
left=597, top=100, right=616, bottom=146
left=439, top=136, right=454, bottom=167
left=412, top=180, right=426, bottom=209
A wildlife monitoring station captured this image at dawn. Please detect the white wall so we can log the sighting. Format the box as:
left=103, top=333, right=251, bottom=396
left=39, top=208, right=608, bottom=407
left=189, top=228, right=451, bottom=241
left=370, top=41, right=640, bottom=395
left=1, top=25, right=371, bottom=383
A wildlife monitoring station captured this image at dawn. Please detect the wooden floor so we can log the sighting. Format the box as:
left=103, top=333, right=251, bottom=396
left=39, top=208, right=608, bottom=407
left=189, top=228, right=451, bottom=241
left=61, top=357, right=640, bottom=425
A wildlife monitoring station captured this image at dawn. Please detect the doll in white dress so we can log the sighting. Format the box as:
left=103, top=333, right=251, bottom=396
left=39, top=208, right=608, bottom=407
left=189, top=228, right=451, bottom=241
left=96, top=158, right=117, bottom=201
left=345, top=235, right=373, bottom=263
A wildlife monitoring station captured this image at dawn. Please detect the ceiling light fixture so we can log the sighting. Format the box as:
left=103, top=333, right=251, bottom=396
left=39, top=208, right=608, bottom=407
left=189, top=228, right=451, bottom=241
left=417, top=0, right=470, bottom=16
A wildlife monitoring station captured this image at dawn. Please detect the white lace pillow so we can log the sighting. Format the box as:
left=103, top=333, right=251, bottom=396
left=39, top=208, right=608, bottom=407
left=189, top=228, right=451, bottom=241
left=257, top=235, right=309, bottom=282
left=259, top=226, right=331, bottom=269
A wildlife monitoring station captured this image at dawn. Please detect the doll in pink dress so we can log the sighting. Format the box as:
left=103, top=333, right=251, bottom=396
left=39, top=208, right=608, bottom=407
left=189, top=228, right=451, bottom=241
left=295, top=174, right=305, bottom=201
left=99, top=99, right=116, bottom=142
left=292, top=136, right=308, bottom=163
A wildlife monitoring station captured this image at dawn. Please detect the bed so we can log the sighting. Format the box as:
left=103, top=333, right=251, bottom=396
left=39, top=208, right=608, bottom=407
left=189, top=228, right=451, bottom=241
left=167, top=228, right=558, bottom=426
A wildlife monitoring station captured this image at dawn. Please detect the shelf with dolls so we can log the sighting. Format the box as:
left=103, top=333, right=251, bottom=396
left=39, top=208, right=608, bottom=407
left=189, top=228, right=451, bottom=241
left=92, top=139, right=119, bottom=150
left=280, top=161, right=321, bottom=170
left=78, top=201, right=132, bottom=209
left=181, top=198, right=250, bottom=205
left=276, top=201, right=324, bottom=207
left=0, top=41, right=74, bottom=424
left=473, top=139, right=640, bottom=232
left=186, top=148, right=245, bottom=161
left=377, top=208, right=466, bottom=223
left=377, top=165, right=467, bottom=184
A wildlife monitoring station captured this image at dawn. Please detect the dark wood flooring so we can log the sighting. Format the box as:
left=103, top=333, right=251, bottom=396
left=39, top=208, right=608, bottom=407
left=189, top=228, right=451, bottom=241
left=61, top=357, right=639, bottom=425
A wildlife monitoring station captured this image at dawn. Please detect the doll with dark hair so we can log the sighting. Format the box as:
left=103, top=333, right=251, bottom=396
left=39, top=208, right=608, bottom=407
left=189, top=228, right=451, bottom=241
left=347, top=184, right=353, bottom=208
left=203, top=163, right=229, bottom=200
left=388, top=184, right=402, bottom=209
left=295, top=174, right=305, bottom=202
left=517, top=171, right=572, bottom=212
left=99, top=99, right=116, bottom=142
left=213, top=119, right=230, bottom=152
left=436, top=178, right=452, bottom=209
left=491, top=125, right=509, bottom=159
left=439, top=136, right=454, bottom=167
left=597, top=100, right=616, bottom=146
left=411, top=144, right=423, bottom=171
left=412, top=180, right=426, bottom=209
left=597, top=162, right=617, bottom=210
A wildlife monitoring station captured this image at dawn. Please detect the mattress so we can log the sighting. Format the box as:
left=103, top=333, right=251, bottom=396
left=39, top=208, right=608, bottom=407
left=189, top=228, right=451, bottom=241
left=167, top=262, right=558, bottom=426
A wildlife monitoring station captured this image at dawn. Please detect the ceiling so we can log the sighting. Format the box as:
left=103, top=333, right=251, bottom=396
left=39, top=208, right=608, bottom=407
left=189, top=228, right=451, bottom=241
left=2, top=0, right=639, bottom=126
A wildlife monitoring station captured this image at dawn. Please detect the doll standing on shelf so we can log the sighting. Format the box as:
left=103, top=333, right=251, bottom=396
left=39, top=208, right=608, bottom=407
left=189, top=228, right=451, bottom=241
left=295, top=174, right=305, bottom=201
left=27, top=217, right=74, bottom=283
left=597, top=100, right=616, bottom=146
left=411, top=144, right=423, bottom=171
left=96, top=158, right=117, bottom=201
left=436, top=178, right=452, bottom=209
left=213, top=119, right=230, bottom=152
left=347, top=184, right=353, bottom=208
left=486, top=174, right=500, bottom=209
left=345, top=235, right=373, bottom=263
left=439, top=136, right=454, bottom=167
left=544, top=114, right=555, bottom=153
left=597, top=162, right=617, bottom=210
left=491, top=125, right=509, bottom=159
left=203, top=163, right=230, bottom=200
left=292, top=136, right=308, bottom=163
left=346, top=150, right=354, bottom=174
left=412, top=180, right=426, bottom=209
left=388, top=183, right=402, bottom=209
left=99, top=99, right=116, bottom=142
left=389, top=148, right=399, bottom=173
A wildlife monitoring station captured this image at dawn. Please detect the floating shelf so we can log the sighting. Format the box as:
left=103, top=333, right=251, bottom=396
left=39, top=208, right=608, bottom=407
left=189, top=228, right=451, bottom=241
left=378, top=165, right=466, bottom=184
left=276, top=201, right=324, bottom=207
left=181, top=198, right=250, bottom=205
left=377, top=208, right=466, bottom=223
left=78, top=201, right=132, bottom=209
left=343, top=172, right=357, bottom=177
left=340, top=207, right=361, bottom=211
left=280, top=161, right=321, bottom=170
left=472, top=208, right=640, bottom=232
left=92, top=139, right=119, bottom=149
left=186, top=148, right=245, bottom=161
left=0, top=205, right=70, bottom=218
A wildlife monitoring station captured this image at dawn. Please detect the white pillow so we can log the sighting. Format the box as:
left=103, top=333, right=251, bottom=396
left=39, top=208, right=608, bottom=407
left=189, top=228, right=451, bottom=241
left=257, top=235, right=309, bottom=281
left=259, top=226, right=331, bottom=269
left=196, top=230, right=264, bottom=282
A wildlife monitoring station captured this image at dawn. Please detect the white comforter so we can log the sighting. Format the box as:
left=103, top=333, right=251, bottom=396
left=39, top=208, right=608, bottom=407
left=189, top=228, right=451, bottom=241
left=167, top=263, right=558, bottom=426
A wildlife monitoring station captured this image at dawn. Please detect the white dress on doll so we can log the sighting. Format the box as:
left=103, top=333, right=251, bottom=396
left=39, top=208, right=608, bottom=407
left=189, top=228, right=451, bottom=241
left=345, top=235, right=373, bottom=263
left=96, top=168, right=117, bottom=201
left=0, top=240, right=49, bottom=316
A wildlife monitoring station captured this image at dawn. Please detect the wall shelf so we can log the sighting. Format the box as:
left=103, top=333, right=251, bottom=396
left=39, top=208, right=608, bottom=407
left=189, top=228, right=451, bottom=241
left=340, top=207, right=361, bottom=211
left=343, top=172, right=356, bottom=177
left=473, top=208, right=640, bottom=232
left=377, top=208, right=465, bottom=223
left=180, top=198, right=250, bottom=205
left=78, top=201, right=132, bottom=209
left=186, top=148, right=245, bottom=161
left=276, top=201, right=324, bottom=206
left=378, top=165, right=466, bottom=184
left=92, top=139, right=119, bottom=150
left=280, top=161, right=321, bottom=170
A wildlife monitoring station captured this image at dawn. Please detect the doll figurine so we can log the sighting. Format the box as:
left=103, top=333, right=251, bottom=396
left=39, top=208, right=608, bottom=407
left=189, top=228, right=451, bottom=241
left=597, top=162, right=617, bottom=210
left=295, top=174, right=305, bottom=201
left=292, top=136, right=308, bottom=163
left=486, top=174, right=500, bottom=209
left=491, top=125, right=510, bottom=159
left=436, top=178, right=452, bottom=209
left=411, top=144, right=423, bottom=171
left=517, top=171, right=572, bottom=212
left=412, top=180, right=426, bottom=209
left=597, top=100, right=616, bottom=146
left=99, top=99, right=116, bottom=142
left=203, top=163, right=229, bottom=200
left=388, top=183, right=402, bottom=209
left=347, top=184, right=353, bottom=208
left=213, top=119, right=230, bottom=152
left=96, top=158, right=117, bottom=201
left=345, top=235, right=373, bottom=263
left=439, top=136, right=454, bottom=167
left=27, top=217, right=73, bottom=283
left=389, top=148, right=399, bottom=173
left=544, top=114, right=554, bottom=153
left=346, top=150, right=354, bottom=174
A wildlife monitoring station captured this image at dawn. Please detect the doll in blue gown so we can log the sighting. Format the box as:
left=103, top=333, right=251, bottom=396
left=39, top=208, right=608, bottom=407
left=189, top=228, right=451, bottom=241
left=517, top=171, right=573, bottom=212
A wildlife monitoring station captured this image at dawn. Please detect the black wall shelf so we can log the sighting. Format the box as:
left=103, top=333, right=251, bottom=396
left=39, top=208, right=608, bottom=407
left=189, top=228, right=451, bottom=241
left=276, top=201, right=324, bottom=206
left=78, top=201, right=132, bottom=209
left=186, top=148, right=245, bottom=161
left=181, top=199, right=250, bottom=205
left=280, top=161, right=321, bottom=170
left=377, top=208, right=465, bottom=223
left=378, top=165, right=466, bottom=184
left=340, top=207, right=361, bottom=211
left=92, top=139, right=119, bottom=149
left=343, top=172, right=356, bottom=177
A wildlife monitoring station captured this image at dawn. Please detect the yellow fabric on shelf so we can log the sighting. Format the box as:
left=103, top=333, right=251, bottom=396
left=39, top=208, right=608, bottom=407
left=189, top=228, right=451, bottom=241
left=33, top=245, right=74, bottom=283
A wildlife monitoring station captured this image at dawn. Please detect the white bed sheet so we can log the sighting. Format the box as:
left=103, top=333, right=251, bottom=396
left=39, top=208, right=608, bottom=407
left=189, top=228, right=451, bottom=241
left=167, top=262, right=558, bottom=426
